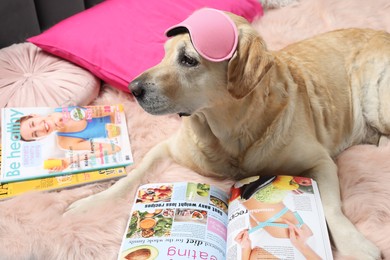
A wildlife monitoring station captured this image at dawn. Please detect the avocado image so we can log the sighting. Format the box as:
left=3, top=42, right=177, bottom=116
left=121, top=245, right=158, bottom=260
left=196, top=183, right=210, bottom=197
left=298, top=184, right=314, bottom=194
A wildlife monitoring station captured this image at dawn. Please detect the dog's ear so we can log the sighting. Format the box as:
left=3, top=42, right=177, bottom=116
left=227, top=23, right=274, bottom=99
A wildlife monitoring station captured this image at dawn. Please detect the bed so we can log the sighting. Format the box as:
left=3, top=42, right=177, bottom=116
left=0, top=0, right=389, bottom=259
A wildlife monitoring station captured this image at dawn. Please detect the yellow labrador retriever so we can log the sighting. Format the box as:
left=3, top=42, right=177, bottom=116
left=68, top=9, right=390, bottom=259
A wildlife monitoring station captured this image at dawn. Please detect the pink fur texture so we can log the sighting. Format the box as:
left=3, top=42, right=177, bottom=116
left=336, top=144, right=390, bottom=259
left=1, top=0, right=389, bottom=259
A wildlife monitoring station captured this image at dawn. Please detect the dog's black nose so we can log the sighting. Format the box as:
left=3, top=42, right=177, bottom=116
left=129, top=79, right=145, bottom=99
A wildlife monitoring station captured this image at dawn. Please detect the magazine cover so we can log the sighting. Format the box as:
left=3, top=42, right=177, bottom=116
left=227, top=176, right=333, bottom=260
left=1, top=104, right=133, bottom=183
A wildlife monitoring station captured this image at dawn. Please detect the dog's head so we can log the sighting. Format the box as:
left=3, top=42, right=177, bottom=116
left=129, top=8, right=273, bottom=116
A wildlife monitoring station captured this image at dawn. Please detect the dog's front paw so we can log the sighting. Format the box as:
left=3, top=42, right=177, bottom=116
left=64, top=193, right=106, bottom=216
left=337, top=234, right=381, bottom=260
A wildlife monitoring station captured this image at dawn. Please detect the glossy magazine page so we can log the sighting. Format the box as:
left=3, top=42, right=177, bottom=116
left=118, top=182, right=230, bottom=260
left=226, top=176, right=333, bottom=260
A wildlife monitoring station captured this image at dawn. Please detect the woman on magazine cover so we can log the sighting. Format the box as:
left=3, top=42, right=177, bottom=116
left=18, top=106, right=122, bottom=172
left=233, top=176, right=321, bottom=260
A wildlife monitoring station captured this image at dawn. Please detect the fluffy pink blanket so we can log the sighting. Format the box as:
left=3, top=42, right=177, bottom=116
left=1, top=0, right=390, bottom=259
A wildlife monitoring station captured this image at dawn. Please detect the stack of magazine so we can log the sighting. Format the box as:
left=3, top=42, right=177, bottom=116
left=0, top=104, right=133, bottom=200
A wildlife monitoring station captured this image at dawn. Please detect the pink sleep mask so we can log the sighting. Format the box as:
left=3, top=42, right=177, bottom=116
left=165, top=8, right=238, bottom=62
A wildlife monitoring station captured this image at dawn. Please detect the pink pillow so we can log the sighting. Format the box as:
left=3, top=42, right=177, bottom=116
left=0, top=43, right=100, bottom=109
left=28, top=0, right=263, bottom=92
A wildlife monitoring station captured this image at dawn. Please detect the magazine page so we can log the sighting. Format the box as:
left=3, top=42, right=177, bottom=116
left=226, top=176, right=333, bottom=260
left=1, top=104, right=133, bottom=183
left=118, top=182, right=230, bottom=260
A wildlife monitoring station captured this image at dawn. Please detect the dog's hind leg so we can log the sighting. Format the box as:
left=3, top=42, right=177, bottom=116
left=64, top=139, right=174, bottom=215
left=352, top=32, right=390, bottom=139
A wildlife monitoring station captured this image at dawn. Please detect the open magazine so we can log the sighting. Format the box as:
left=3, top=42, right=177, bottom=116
left=118, top=176, right=333, bottom=260
left=1, top=104, right=133, bottom=183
